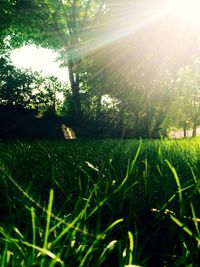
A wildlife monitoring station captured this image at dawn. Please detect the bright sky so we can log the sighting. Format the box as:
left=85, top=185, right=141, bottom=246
left=11, top=45, right=69, bottom=82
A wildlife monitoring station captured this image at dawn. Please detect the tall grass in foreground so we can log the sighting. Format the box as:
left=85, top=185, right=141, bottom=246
left=0, top=138, right=200, bottom=266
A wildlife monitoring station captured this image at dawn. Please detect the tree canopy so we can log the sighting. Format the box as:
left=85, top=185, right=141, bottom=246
left=1, top=0, right=200, bottom=138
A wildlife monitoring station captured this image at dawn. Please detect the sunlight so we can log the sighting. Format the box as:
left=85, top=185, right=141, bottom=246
left=11, top=45, right=69, bottom=82
left=167, top=0, right=200, bottom=24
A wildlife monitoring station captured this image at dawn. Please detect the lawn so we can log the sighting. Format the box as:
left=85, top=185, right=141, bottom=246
left=0, top=138, right=200, bottom=266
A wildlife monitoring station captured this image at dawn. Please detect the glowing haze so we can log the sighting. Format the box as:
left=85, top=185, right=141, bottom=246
left=10, top=0, right=200, bottom=82
left=167, top=0, right=200, bottom=24
left=11, top=45, right=68, bottom=82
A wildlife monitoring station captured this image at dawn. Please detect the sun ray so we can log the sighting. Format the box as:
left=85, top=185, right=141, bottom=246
left=167, top=0, right=200, bottom=24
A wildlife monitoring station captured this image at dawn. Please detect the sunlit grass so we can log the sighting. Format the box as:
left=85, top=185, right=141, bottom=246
left=0, top=138, right=200, bottom=266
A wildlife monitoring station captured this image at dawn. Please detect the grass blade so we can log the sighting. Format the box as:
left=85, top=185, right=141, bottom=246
left=43, top=189, right=54, bottom=250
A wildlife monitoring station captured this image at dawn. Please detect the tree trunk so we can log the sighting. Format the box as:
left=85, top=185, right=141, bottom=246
left=119, top=101, right=125, bottom=139
left=96, top=95, right=102, bottom=122
left=146, top=107, right=154, bottom=138
left=133, top=112, right=139, bottom=138
left=183, top=126, right=187, bottom=138
left=147, top=122, right=152, bottom=138
left=192, top=123, right=197, bottom=137
left=68, top=60, right=81, bottom=119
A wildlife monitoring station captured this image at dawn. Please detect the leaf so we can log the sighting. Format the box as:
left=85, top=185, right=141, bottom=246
left=85, top=161, right=99, bottom=172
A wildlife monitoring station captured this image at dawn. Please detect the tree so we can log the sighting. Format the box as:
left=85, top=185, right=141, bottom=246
left=97, top=33, right=174, bottom=138
left=7, top=0, right=107, bottom=119
left=30, top=73, right=66, bottom=115
left=0, top=56, right=65, bottom=113
left=0, top=1, right=15, bottom=52
left=0, top=56, right=33, bottom=107
left=169, top=63, right=200, bottom=137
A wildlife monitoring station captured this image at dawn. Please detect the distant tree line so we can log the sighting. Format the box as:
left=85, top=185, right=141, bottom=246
left=0, top=54, right=67, bottom=116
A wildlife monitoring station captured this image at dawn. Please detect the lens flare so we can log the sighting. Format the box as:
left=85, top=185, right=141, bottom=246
left=167, top=0, right=200, bottom=24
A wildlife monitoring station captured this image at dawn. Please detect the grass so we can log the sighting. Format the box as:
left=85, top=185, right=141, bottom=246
left=0, top=138, right=200, bottom=266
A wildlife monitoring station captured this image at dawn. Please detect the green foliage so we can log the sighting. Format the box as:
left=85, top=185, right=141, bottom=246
left=0, top=56, right=65, bottom=114
left=168, top=62, right=200, bottom=136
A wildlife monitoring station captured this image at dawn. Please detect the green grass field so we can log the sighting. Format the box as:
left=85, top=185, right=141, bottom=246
left=0, top=138, right=200, bottom=266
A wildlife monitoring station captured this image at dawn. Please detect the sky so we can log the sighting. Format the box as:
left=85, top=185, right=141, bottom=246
left=10, top=45, right=69, bottom=82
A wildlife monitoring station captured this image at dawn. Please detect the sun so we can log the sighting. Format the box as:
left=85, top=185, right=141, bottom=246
left=167, top=0, right=200, bottom=24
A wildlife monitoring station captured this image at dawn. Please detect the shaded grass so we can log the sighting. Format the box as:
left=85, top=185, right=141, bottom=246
left=0, top=138, right=200, bottom=266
